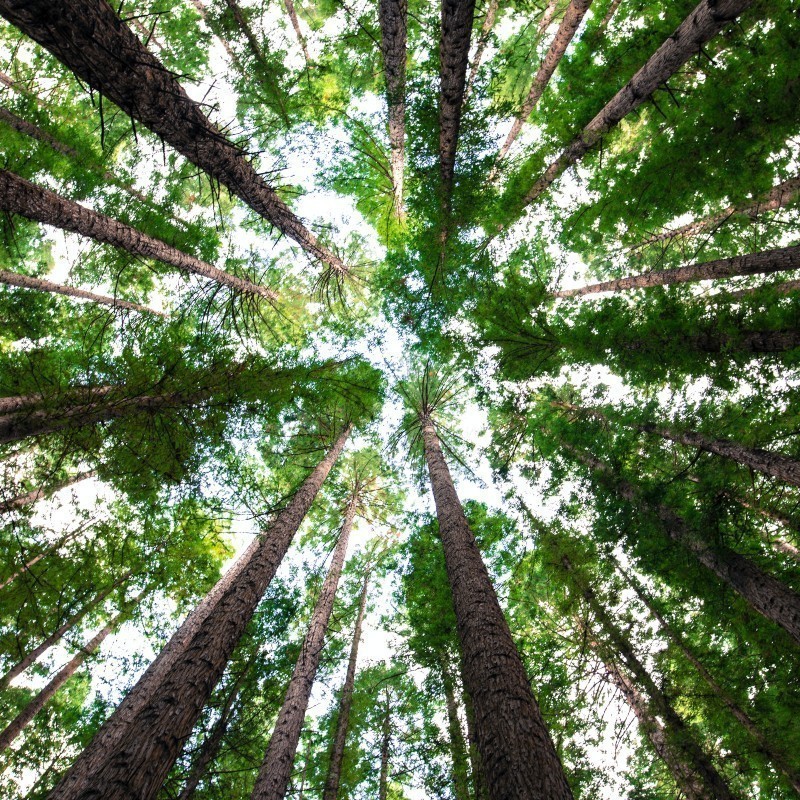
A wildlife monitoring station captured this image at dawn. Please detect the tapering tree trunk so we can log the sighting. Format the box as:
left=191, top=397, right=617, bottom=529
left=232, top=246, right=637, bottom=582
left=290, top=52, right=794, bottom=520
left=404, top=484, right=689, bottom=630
left=190, top=0, right=237, bottom=62
left=462, top=0, right=499, bottom=104
left=420, top=416, right=573, bottom=799
left=46, top=427, right=350, bottom=800
left=537, top=0, right=559, bottom=35
left=521, top=0, right=753, bottom=209
left=553, top=244, right=800, bottom=298
left=0, top=527, right=84, bottom=592
left=0, top=386, right=114, bottom=417
left=0, top=589, right=145, bottom=754
left=282, top=0, right=311, bottom=65
left=462, top=687, right=488, bottom=800
left=686, top=328, right=800, bottom=355
left=729, top=278, right=800, bottom=299
left=0, top=470, right=96, bottom=514
left=493, top=0, right=593, bottom=169
left=251, top=497, right=356, bottom=800
left=379, top=692, right=391, bottom=800
left=0, top=0, right=346, bottom=273
left=0, top=170, right=276, bottom=302
left=596, top=0, right=623, bottom=33
left=441, top=657, right=471, bottom=800
left=322, top=570, right=369, bottom=800
left=378, top=0, right=408, bottom=217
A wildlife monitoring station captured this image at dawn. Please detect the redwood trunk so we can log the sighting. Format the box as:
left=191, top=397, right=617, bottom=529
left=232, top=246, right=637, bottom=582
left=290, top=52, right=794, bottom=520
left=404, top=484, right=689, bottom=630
left=46, top=427, right=350, bottom=800
left=0, top=526, right=84, bottom=592
left=420, top=417, right=573, bottom=799
left=251, top=498, right=356, bottom=800
left=686, top=328, right=800, bottom=355
left=0, top=470, right=96, bottom=514
left=462, top=687, right=488, bottom=800
left=322, top=570, right=369, bottom=800
left=379, top=692, right=391, bottom=800
left=537, top=0, right=559, bottom=35
left=462, top=0, right=499, bottom=104
left=0, top=170, right=275, bottom=301
left=0, top=0, right=345, bottom=272
left=282, top=0, right=311, bottom=65
left=442, top=658, right=471, bottom=800
left=554, top=244, right=800, bottom=298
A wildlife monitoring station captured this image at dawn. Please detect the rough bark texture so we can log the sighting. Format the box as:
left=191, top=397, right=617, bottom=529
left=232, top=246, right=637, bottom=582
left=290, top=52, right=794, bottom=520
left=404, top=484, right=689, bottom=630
left=251, top=498, right=356, bottom=800
left=0, top=386, right=114, bottom=417
left=554, top=244, right=800, bottom=298
left=322, top=571, right=369, bottom=800
left=0, top=527, right=84, bottom=592
left=522, top=0, right=754, bottom=208
left=0, top=470, right=96, bottom=514
left=462, top=687, right=488, bottom=800
left=378, top=693, right=391, bottom=800
left=378, top=0, right=407, bottom=216
left=0, top=170, right=276, bottom=301
left=0, top=0, right=345, bottom=272
left=421, top=417, right=573, bottom=800
left=462, top=0, right=499, bottom=105
left=46, top=428, right=349, bottom=800
left=442, top=658, right=471, bottom=800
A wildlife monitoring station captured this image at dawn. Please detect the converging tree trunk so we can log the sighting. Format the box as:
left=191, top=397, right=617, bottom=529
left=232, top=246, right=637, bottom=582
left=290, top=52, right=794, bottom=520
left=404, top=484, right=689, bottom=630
left=420, top=415, right=573, bottom=799
left=0, top=526, right=85, bottom=592
left=0, top=470, right=96, bottom=514
left=251, top=496, right=356, bottom=800
left=322, top=569, right=370, bottom=800
left=282, top=0, right=311, bottom=65
left=379, top=691, right=391, bottom=800
left=441, top=657, right=471, bottom=800
left=0, top=0, right=346, bottom=273
left=537, top=0, right=559, bottom=35
left=46, top=426, right=350, bottom=800
left=462, top=0, right=499, bottom=104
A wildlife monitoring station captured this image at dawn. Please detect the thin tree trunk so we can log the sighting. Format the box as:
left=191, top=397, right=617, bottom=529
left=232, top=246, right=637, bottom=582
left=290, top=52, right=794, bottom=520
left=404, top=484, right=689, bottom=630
left=0, top=470, right=96, bottom=514
left=687, top=328, right=800, bottom=355
left=379, top=691, right=391, bottom=800
left=729, top=278, right=800, bottom=300
left=618, top=563, right=800, bottom=794
left=0, top=526, right=84, bottom=592
left=462, top=0, right=499, bottom=105
left=0, top=267, right=164, bottom=316
left=537, top=0, right=559, bottom=36
left=566, top=445, right=800, bottom=646
left=520, top=0, right=753, bottom=209
left=0, top=0, right=346, bottom=273
left=0, top=170, right=276, bottom=302
left=441, top=657, right=471, bottom=800
left=596, top=0, right=623, bottom=33
left=46, top=427, right=350, bottom=800
left=190, top=0, right=237, bottom=62
left=322, top=570, right=369, bottom=800
left=378, top=0, right=408, bottom=217
left=251, top=497, right=357, bottom=800
left=493, top=0, right=593, bottom=170
left=462, top=687, right=488, bottom=800
left=0, top=589, right=145, bottom=754
left=282, top=0, right=311, bottom=66
left=420, top=416, right=573, bottom=799
left=633, top=175, right=800, bottom=250
left=553, top=244, right=800, bottom=298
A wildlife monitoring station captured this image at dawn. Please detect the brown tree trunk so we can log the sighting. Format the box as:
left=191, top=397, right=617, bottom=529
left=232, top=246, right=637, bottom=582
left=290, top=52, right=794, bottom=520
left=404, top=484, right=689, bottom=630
left=0, top=0, right=346, bottom=273
left=462, top=687, right=488, bottom=800
left=378, top=0, right=408, bottom=217
left=46, top=427, right=350, bottom=800
left=251, top=497, right=356, bottom=800
left=0, top=589, right=145, bottom=754
left=0, top=170, right=276, bottom=302
left=322, top=570, right=369, bottom=800
left=379, top=691, right=391, bottom=800
left=493, top=0, right=593, bottom=169
left=0, top=470, right=96, bottom=514
left=686, top=328, right=800, bottom=355
left=729, top=278, right=800, bottom=300
left=521, top=0, right=753, bottom=209
left=420, top=416, right=573, bottom=799
left=441, top=657, right=471, bottom=800
left=462, top=0, right=499, bottom=105
left=553, top=244, right=800, bottom=298
left=537, top=0, right=559, bottom=35
left=0, top=386, right=114, bottom=417
left=190, top=0, right=237, bottom=62
left=596, top=0, right=623, bottom=33
left=282, top=0, right=311, bottom=66
left=0, top=526, right=85, bottom=592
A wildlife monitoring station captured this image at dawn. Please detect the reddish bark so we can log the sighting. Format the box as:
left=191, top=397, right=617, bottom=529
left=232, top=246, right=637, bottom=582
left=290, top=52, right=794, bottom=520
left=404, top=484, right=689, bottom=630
left=442, top=657, right=471, bottom=800
left=462, top=0, right=500, bottom=105
left=378, top=691, right=391, bottom=800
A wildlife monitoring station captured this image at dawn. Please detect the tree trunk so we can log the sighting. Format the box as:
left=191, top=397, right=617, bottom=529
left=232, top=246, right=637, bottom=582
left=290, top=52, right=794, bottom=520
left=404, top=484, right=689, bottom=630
left=378, top=0, right=407, bottom=217
left=619, top=563, right=800, bottom=794
left=322, top=570, right=369, bottom=800
left=251, top=496, right=356, bottom=800
left=596, top=0, right=623, bottom=33
left=282, top=0, right=311, bottom=66
left=420, top=416, right=573, bottom=800
left=686, top=328, right=800, bottom=355
left=379, top=691, right=391, bottom=800
left=46, top=427, right=350, bottom=800
left=0, top=170, right=276, bottom=302
left=0, top=386, right=114, bottom=417
left=190, top=0, right=237, bottom=62
left=462, top=0, right=499, bottom=105
left=537, top=0, right=559, bottom=35
left=0, top=526, right=85, bottom=592
left=729, top=278, right=800, bottom=300
left=553, top=244, right=800, bottom=298
left=0, top=470, right=96, bottom=514
left=0, top=589, right=145, bottom=754
left=441, top=657, right=471, bottom=800
left=493, top=0, right=593, bottom=168
left=521, top=0, right=753, bottom=209
left=462, top=686, right=488, bottom=800
left=0, top=0, right=346, bottom=273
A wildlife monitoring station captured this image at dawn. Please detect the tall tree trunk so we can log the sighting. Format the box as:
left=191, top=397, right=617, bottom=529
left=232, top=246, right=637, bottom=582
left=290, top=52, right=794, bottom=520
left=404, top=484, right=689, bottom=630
left=420, top=415, right=573, bottom=799
left=0, top=267, right=163, bottom=316
left=462, top=0, right=499, bottom=105
left=520, top=0, right=753, bottom=209
left=0, top=386, right=114, bottom=417
left=0, top=470, right=96, bottom=514
left=537, top=0, right=559, bottom=36
left=566, top=445, right=800, bottom=646
left=633, top=175, right=800, bottom=250
left=685, top=328, right=800, bottom=355
left=282, top=0, right=311, bottom=66
left=596, top=0, right=623, bottom=34
left=618, top=563, right=800, bottom=793
left=553, top=244, right=800, bottom=298
left=0, top=589, right=146, bottom=754
left=0, top=0, right=346, bottom=273
left=190, top=0, right=237, bottom=62
left=493, top=0, right=593, bottom=169
left=378, top=0, right=408, bottom=217
left=378, top=691, right=391, bottom=800
left=729, top=277, right=800, bottom=300
left=251, top=496, right=357, bottom=800
left=0, top=526, right=85, bottom=592
left=46, top=427, right=350, bottom=800
left=0, top=170, right=276, bottom=302
left=322, top=570, right=369, bottom=800
left=462, top=687, right=488, bottom=800
left=441, top=657, right=471, bottom=800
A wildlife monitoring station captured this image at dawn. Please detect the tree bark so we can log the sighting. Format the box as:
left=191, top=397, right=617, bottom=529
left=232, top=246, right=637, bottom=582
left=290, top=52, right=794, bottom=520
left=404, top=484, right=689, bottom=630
left=462, top=0, right=499, bottom=105
left=596, top=0, right=623, bottom=33
left=441, top=657, right=471, bottom=800
left=420, top=416, right=573, bottom=800
left=0, top=0, right=346, bottom=273
left=0, top=470, right=96, bottom=514
left=378, top=0, right=407, bottom=217
left=462, top=686, right=488, bottom=800
left=251, top=496, right=356, bottom=800
left=0, top=170, right=276, bottom=302
left=322, top=570, right=369, bottom=800
left=686, top=328, right=800, bottom=355
left=0, top=526, right=85, bottom=592
left=379, top=691, right=391, bottom=800
left=537, top=0, right=559, bottom=36
left=521, top=0, right=754, bottom=209
left=46, top=426, right=350, bottom=800
left=281, top=0, right=311, bottom=66
left=553, top=244, right=800, bottom=298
